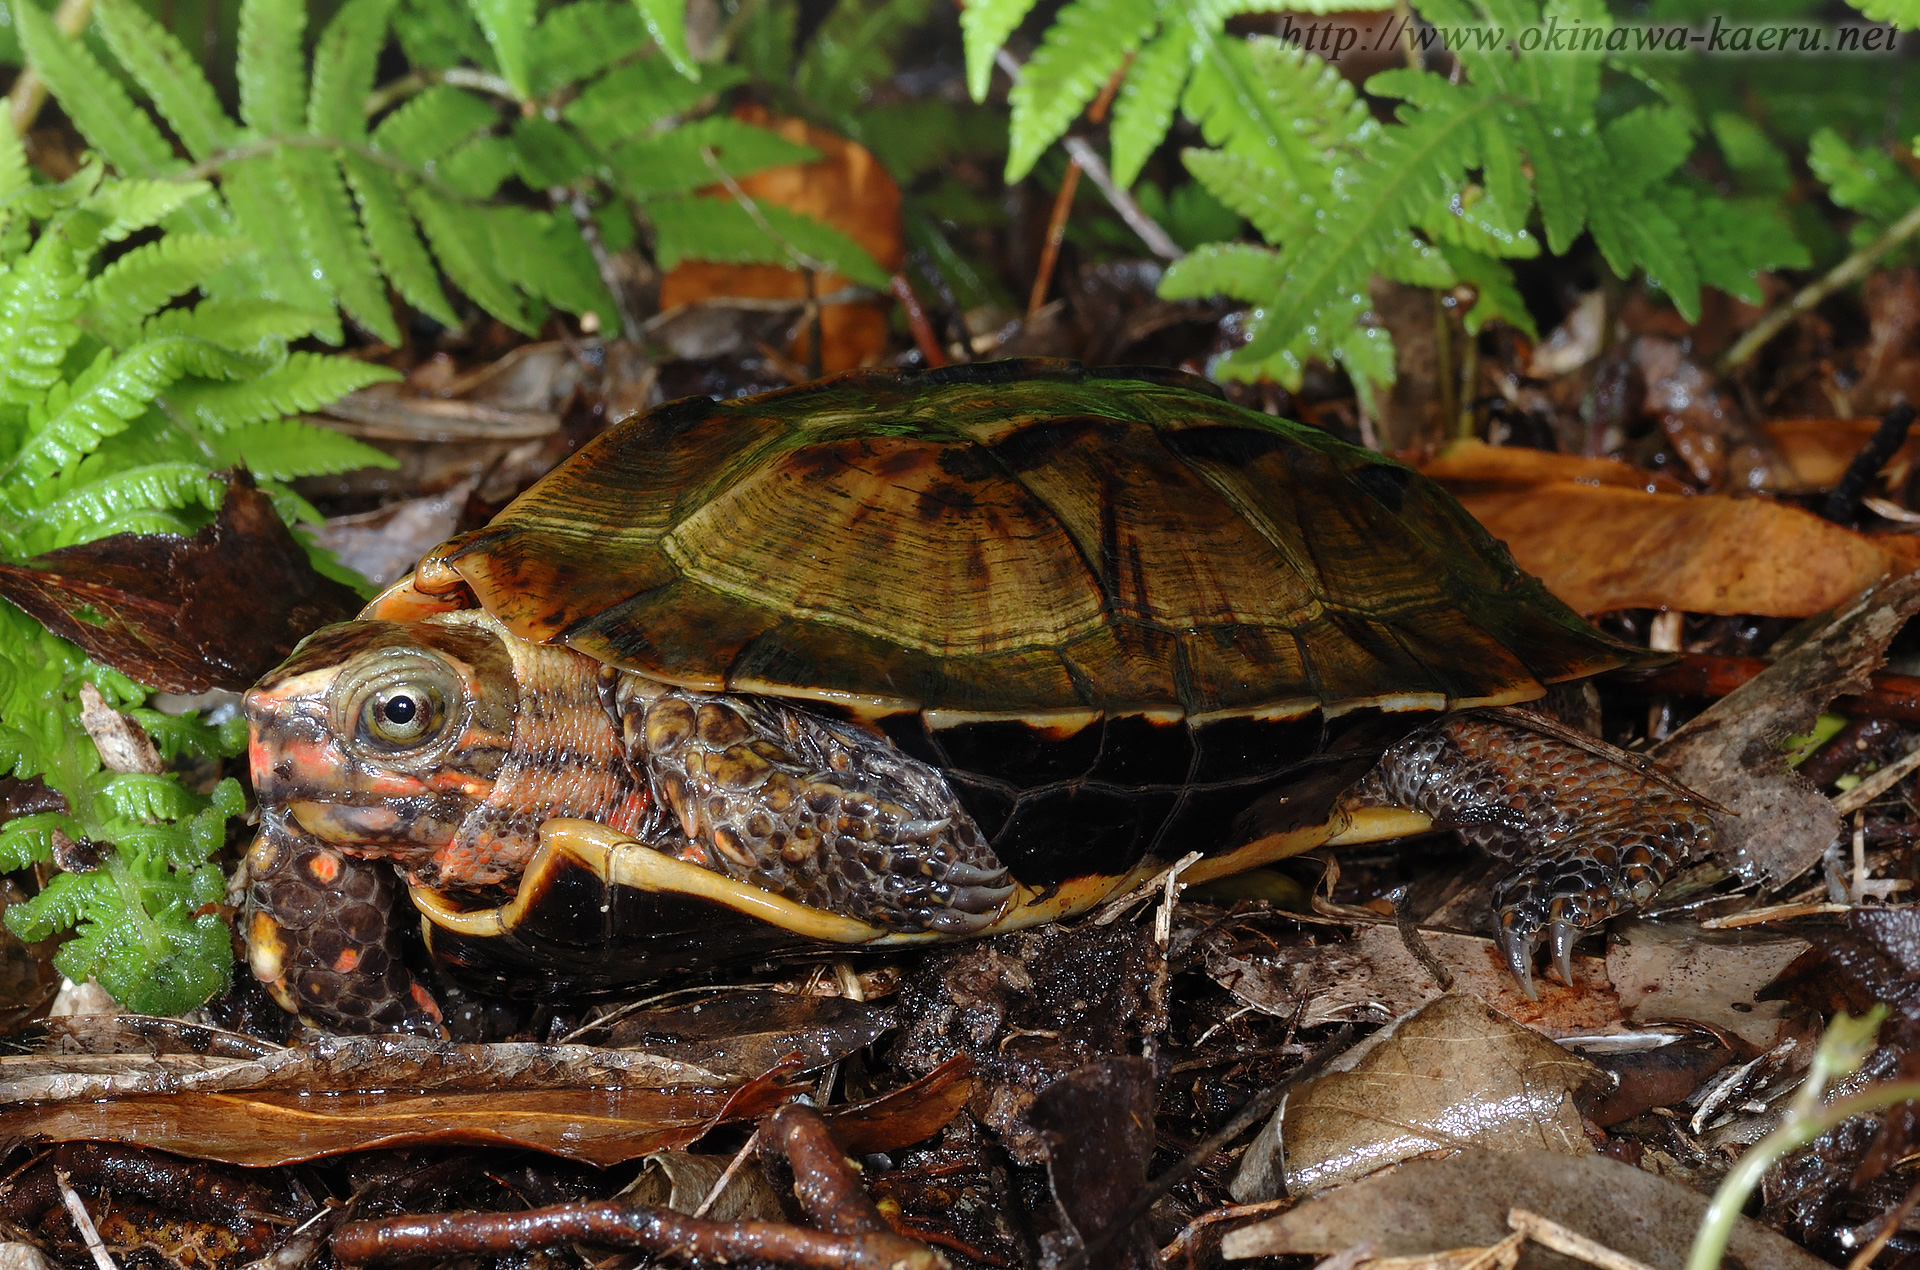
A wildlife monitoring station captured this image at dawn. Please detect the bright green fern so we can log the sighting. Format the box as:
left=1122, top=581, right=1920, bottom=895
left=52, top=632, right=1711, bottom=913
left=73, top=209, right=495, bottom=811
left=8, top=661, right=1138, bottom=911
left=19, top=0, right=888, bottom=342
left=0, top=127, right=399, bottom=1015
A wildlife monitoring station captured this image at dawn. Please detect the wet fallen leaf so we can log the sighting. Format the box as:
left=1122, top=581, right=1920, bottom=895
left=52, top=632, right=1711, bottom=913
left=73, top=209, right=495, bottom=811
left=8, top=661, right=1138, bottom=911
left=1416, top=439, right=1690, bottom=494
left=1202, top=921, right=1619, bottom=1037
left=1028, top=1058, right=1158, bottom=1270
left=658, top=107, right=903, bottom=373
left=619, top=1151, right=785, bottom=1222
left=1447, top=481, right=1918, bottom=616
left=1654, top=572, right=1920, bottom=887
left=1220, top=1149, right=1829, bottom=1268
left=0, top=474, right=363, bottom=693
left=0, top=1053, right=969, bottom=1167
left=1762, top=418, right=1920, bottom=493
left=1232, top=994, right=1600, bottom=1201
left=1605, top=920, right=1810, bottom=1053
left=594, top=990, right=893, bottom=1076
left=893, top=922, right=1168, bottom=1165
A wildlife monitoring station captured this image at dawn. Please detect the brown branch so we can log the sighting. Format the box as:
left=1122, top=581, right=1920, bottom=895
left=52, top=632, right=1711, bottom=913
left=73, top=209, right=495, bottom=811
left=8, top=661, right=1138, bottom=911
left=890, top=274, right=948, bottom=367
left=766, top=1104, right=889, bottom=1236
left=332, top=1203, right=945, bottom=1269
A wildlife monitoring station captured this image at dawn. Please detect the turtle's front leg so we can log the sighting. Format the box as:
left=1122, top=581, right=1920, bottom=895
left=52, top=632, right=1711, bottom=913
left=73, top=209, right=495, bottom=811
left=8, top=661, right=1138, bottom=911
left=607, top=676, right=1015, bottom=934
left=1339, top=710, right=1716, bottom=992
left=243, top=809, right=445, bottom=1034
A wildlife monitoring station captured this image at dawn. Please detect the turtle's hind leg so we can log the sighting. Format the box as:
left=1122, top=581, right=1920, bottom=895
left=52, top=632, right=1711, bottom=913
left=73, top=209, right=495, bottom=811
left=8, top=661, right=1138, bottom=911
left=607, top=676, right=1016, bottom=934
left=1339, top=710, right=1716, bottom=993
left=243, top=809, right=446, bottom=1034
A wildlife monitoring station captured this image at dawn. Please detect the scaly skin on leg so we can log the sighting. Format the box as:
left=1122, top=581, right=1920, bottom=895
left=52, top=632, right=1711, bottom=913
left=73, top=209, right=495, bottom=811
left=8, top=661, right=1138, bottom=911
left=1339, top=711, right=1715, bottom=992
left=607, top=675, right=1016, bottom=934
left=243, top=809, right=445, bottom=1035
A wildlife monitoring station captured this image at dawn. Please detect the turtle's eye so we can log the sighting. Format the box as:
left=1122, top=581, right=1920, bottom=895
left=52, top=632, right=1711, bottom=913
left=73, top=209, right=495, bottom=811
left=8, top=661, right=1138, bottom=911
left=343, top=652, right=462, bottom=754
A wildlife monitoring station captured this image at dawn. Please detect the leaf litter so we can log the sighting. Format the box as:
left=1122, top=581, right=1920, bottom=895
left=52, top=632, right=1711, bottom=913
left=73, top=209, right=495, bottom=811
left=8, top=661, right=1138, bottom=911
left=19, top=59, right=1920, bottom=1270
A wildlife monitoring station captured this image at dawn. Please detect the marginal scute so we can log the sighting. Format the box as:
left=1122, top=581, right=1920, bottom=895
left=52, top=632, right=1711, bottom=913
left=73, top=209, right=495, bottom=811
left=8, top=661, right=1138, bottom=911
left=428, top=360, right=1641, bottom=724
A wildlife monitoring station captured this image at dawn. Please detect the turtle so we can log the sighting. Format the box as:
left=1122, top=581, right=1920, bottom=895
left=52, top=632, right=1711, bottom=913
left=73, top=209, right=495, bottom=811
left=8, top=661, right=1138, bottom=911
left=242, top=360, right=1715, bottom=1034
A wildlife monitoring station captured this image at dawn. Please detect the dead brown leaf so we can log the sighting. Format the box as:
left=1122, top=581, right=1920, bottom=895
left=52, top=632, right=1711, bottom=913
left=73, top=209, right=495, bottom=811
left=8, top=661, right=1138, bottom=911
left=1203, top=922, right=1620, bottom=1037
left=0, top=473, right=362, bottom=692
left=1232, top=994, right=1600, bottom=1201
left=1219, top=1149, right=1829, bottom=1269
left=1605, top=920, right=1809, bottom=1053
left=658, top=107, right=903, bottom=373
left=1654, top=572, right=1920, bottom=886
left=1449, top=481, right=1917, bottom=616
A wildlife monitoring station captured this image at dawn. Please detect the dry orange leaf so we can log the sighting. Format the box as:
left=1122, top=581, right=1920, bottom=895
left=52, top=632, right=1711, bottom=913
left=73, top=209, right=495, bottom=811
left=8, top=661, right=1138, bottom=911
left=0, top=1056, right=971, bottom=1168
left=1453, top=482, right=1920, bottom=616
left=659, top=106, right=903, bottom=373
left=1414, top=439, right=1691, bottom=494
left=1763, top=418, right=1920, bottom=492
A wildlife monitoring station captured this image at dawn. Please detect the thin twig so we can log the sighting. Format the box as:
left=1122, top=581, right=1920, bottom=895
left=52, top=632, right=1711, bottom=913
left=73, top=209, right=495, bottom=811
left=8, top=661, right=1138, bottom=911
left=54, top=1171, right=117, bottom=1270
left=692, top=1127, right=762, bottom=1219
left=1843, top=1174, right=1920, bottom=1270
left=1027, top=160, right=1081, bottom=317
left=363, top=66, right=518, bottom=117
left=1508, top=1209, right=1654, bottom=1270
left=564, top=191, right=640, bottom=340
left=1719, top=198, right=1920, bottom=374
left=699, top=145, right=835, bottom=277
left=1832, top=738, right=1920, bottom=814
left=1060, top=138, right=1183, bottom=261
left=992, top=46, right=1183, bottom=263
left=10, top=0, right=94, bottom=138
left=890, top=274, right=947, bottom=366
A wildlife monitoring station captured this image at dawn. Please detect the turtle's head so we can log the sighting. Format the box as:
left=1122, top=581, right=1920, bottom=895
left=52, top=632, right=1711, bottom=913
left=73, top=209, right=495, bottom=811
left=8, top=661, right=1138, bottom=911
left=245, top=615, right=519, bottom=872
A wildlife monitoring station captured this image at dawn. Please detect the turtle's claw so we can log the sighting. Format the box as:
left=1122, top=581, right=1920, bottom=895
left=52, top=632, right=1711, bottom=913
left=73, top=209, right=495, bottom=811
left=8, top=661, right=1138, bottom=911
left=1500, top=925, right=1538, bottom=1000
left=1550, top=918, right=1579, bottom=987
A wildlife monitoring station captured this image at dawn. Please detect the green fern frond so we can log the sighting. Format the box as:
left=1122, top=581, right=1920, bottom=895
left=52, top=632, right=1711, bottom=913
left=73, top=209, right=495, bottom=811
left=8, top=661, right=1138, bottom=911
left=0, top=121, right=26, bottom=207
left=311, top=0, right=400, bottom=140
left=201, top=419, right=396, bottom=480
left=93, top=773, right=202, bottom=825
left=468, top=0, right=536, bottom=98
left=1005, top=0, right=1159, bottom=182
left=81, top=180, right=218, bottom=249
left=1110, top=21, right=1195, bottom=189
left=1810, top=128, right=1920, bottom=226
left=372, top=85, right=502, bottom=165
left=12, top=339, right=265, bottom=483
left=961, top=0, right=1038, bottom=101
left=512, top=116, right=600, bottom=189
left=632, top=0, right=699, bottom=78
left=796, top=0, right=935, bottom=123
left=564, top=61, right=743, bottom=150
left=528, top=0, right=650, bottom=98
left=91, top=0, right=240, bottom=162
left=237, top=0, right=309, bottom=136
left=1244, top=90, right=1497, bottom=359
left=407, top=185, right=538, bottom=331
left=1850, top=0, right=1920, bottom=28
left=649, top=195, right=891, bottom=289
left=12, top=0, right=178, bottom=179
left=85, top=235, right=254, bottom=347
left=0, top=233, right=85, bottom=409
left=24, top=463, right=226, bottom=547
left=279, top=148, right=400, bottom=341
left=486, top=207, right=615, bottom=323
left=440, top=135, right=519, bottom=198
left=610, top=117, right=818, bottom=200
left=340, top=157, right=460, bottom=326
left=144, top=298, right=329, bottom=347
left=217, top=158, right=342, bottom=338
left=163, top=351, right=400, bottom=431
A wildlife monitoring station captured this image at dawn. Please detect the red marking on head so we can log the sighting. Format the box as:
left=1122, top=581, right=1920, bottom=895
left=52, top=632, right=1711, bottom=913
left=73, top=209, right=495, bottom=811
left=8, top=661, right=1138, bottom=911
left=306, top=852, right=342, bottom=885
left=332, top=948, right=362, bottom=974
